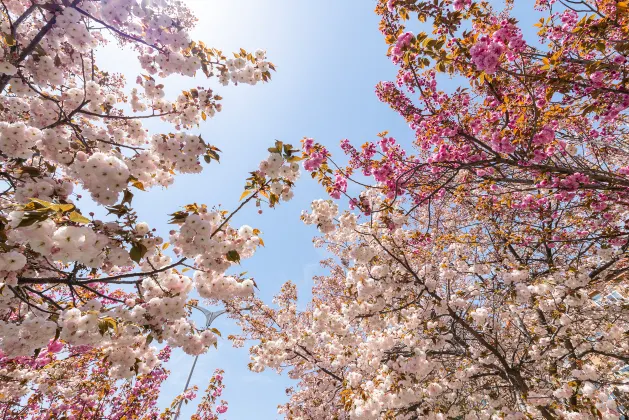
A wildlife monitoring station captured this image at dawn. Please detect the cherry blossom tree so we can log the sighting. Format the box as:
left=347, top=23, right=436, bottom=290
left=0, top=0, right=300, bottom=414
left=233, top=1, right=629, bottom=418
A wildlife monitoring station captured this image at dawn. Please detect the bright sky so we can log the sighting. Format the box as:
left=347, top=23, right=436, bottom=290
left=95, top=1, right=544, bottom=418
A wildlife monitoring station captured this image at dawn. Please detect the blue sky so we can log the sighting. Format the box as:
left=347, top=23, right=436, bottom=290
left=95, top=1, right=546, bottom=418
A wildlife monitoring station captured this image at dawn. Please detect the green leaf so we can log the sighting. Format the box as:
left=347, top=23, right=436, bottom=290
left=106, top=204, right=130, bottom=218
left=4, top=33, right=16, bottom=47
left=19, top=166, right=41, bottom=177
left=17, top=211, right=50, bottom=228
left=122, top=189, right=134, bottom=205
left=130, top=243, right=148, bottom=263
left=168, top=211, right=188, bottom=224
left=226, top=250, right=241, bottom=264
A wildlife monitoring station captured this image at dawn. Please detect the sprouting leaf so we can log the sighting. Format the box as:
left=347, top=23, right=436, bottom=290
left=131, top=180, right=145, bottom=191
left=162, top=242, right=170, bottom=250
left=210, top=327, right=222, bottom=337
left=239, top=190, right=252, bottom=201
left=206, top=149, right=220, bottom=162
left=69, top=211, right=90, bottom=224
left=29, top=198, right=74, bottom=213
left=101, top=317, right=118, bottom=334
left=274, top=140, right=283, bottom=152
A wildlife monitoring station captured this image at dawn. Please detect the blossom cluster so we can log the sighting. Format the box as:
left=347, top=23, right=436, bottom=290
left=470, top=24, right=525, bottom=73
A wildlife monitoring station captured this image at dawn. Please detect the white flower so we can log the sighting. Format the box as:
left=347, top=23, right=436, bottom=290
left=1, top=251, right=27, bottom=272
left=427, top=382, right=443, bottom=397
left=136, top=222, right=150, bottom=235
left=238, top=225, right=254, bottom=240
left=255, top=49, right=266, bottom=60
left=0, top=61, right=17, bottom=75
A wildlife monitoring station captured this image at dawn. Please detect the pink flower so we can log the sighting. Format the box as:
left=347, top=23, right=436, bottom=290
left=533, top=126, right=555, bottom=145
left=452, top=0, right=471, bottom=11
left=303, top=154, right=324, bottom=171
left=589, top=71, right=604, bottom=85
left=330, top=174, right=347, bottom=199
left=47, top=340, right=64, bottom=353
left=396, top=32, right=414, bottom=49
left=302, top=138, right=314, bottom=152
left=392, top=32, right=414, bottom=61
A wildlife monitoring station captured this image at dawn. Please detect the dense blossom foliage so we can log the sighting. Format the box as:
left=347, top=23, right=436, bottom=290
left=232, top=1, right=629, bottom=419
left=2, top=346, right=172, bottom=419
left=0, top=0, right=298, bottom=414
